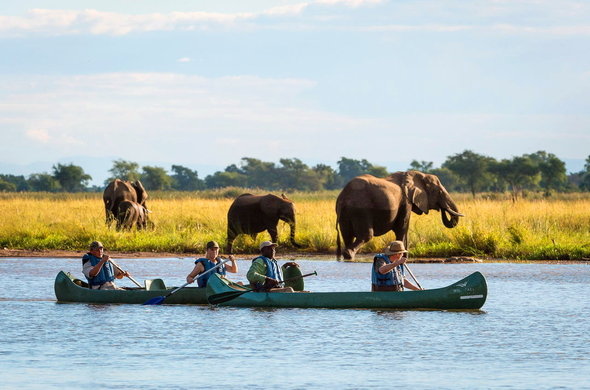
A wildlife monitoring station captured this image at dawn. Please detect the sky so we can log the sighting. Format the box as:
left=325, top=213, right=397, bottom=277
left=1, top=0, right=589, bottom=185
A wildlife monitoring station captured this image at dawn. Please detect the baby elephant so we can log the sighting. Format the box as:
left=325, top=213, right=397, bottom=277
left=116, top=200, right=148, bottom=230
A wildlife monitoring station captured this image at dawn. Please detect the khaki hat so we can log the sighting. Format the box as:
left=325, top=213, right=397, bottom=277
left=89, top=241, right=104, bottom=250
left=206, top=241, right=220, bottom=249
left=259, top=241, right=278, bottom=250
left=384, top=241, right=408, bottom=255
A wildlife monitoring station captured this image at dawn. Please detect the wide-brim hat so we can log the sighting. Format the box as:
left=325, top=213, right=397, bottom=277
left=259, top=241, right=278, bottom=250
left=89, top=241, right=104, bottom=250
left=384, top=241, right=408, bottom=255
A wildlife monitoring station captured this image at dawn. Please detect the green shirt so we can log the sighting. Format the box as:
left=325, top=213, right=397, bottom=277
left=246, top=257, right=270, bottom=284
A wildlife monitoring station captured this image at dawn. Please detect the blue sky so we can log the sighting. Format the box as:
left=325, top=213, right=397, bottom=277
left=1, top=0, right=589, bottom=185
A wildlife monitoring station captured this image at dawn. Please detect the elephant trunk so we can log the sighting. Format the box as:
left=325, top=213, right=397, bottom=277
left=441, top=198, right=463, bottom=228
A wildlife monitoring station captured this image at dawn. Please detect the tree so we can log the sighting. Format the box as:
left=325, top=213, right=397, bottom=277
left=527, top=151, right=567, bottom=192
left=277, top=158, right=324, bottom=191
left=141, top=166, right=173, bottom=190
left=106, top=159, right=141, bottom=184
left=337, top=157, right=389, bottom=183
left=0, top=174, right=29, bottom=191
left=495, top=156, right=541, bottom=200
left=312, top=163, right=341, bottom=190
left=409, top=160, right=434, bottom=173
left=205, top=171, right=248, bottom=188
left=170, top=165, right=204, bottom=191
left=0, top=179, right=16, bottom=192
left=28, top=173, right=61, bottom=192
left=239, top=158, right=278, bottom=188
left=52, top=163, right=92, bottom=192
left=442, top=150, right=495, bottom=196
left=578, top=155, right=590, bottom=191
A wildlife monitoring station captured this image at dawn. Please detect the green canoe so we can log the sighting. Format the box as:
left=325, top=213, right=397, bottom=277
left=206, top=272, right=488, bottom=310
left=54, top=271, right=208, bottom=304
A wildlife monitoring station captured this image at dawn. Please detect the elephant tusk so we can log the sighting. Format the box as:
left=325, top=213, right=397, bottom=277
left=445, top=208, right=464, bottom=217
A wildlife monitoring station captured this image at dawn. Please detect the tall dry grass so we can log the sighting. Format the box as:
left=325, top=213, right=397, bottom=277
left=0, top=192, right=589, bottom=260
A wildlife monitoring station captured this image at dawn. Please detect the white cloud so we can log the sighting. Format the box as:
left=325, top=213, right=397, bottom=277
left=177, top=57, right=191, bottom=63
left=26, top=128, right=51, bottom=143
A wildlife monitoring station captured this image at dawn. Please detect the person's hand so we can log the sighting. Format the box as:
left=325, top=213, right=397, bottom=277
left=186, top=276, right=195, bottom=284
left=102, top=254, right=110, bottom=262
left=283, top=262, right=299, bottom=268
left=264, top=277, right=280, bottom=289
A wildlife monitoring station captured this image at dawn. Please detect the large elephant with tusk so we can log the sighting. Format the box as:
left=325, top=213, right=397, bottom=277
left=336, top=170, right=463, bottom=260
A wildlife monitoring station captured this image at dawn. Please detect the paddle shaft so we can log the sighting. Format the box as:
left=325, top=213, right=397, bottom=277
left=108, top=259, right=143, bottom=288
left=282, top=271, right=317, bottom=285
left=166, top=258, right=231, bottom=297
left=403, top=262, right=422, bottom=290
left=207, top=270, right=317, bottom=305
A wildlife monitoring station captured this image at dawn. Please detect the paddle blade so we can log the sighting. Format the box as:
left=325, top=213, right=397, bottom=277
left=207, top=291, right=248, bottom=305
left=142, top=296, right=166, bottom=305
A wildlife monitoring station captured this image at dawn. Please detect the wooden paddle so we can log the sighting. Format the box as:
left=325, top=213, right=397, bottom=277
left=108, top=259, right=143, bottom=288
left=403, top=262, right=423, bottom=290
left=143, top=258, right=230, bottom=305
left=207, top=271, right=317, bottom=305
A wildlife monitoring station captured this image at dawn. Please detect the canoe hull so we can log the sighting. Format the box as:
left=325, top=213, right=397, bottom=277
left=206, top=272, right=487, bottom=310
left=54, top=271, right=207, bottom=304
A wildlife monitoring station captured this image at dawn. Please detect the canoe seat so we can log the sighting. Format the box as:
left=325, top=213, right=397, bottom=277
left=145, top=279, right=166, bottom=291
left=73, top=278, right=90, bottom=288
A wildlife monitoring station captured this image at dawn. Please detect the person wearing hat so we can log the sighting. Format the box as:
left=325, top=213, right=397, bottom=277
left=246, top=241, right=299, bottom=292
left=186, top=240, right=237, bottom=287
left=82, top=241, right=129, bottom=290
left=372, top=241, right=421, bottom=292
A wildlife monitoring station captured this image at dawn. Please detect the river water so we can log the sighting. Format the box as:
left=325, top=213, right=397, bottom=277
left=0, top=257, right=589, bottom=389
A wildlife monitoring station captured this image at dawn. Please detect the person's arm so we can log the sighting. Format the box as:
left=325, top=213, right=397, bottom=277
left=378, top=256, right=406, bottom=274
left=223, top=255, right=238, bottom=273
left=186, top=262, right=205, bottom=284
left=403, top=278, right=422, bottom=291
left=88, top=255, right=110, bottom=277
left=246, top=258, right=269, bottom=285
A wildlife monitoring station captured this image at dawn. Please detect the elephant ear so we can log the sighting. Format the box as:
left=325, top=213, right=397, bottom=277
left=133, top=180, right=148, bottom=205
left=404, top=171, right=429, bottom=215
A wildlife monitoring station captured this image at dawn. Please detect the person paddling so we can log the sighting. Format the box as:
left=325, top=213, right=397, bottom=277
left=82, top=241, right=130, bottom=290
left=186, top=241, right=238, bottom=287
left=372, top=241, right=422, bottom=292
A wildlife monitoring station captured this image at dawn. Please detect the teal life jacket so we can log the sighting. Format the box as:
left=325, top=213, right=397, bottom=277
left=195, top=257, right=227, bottom=287
left=83, top=253, right=115, bottom=287
left=372, top=254, right=404, bottom=287
left=252, top=256, right=283, bottom=291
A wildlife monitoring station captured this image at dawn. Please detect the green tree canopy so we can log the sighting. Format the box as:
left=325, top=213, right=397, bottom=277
left=28, top=173, right=61, bottom=192
left=443, top=150, right=495, bottom=196
left=337, top=157, right=389, bottom=183
left=170, top=165, right=204, bottom=191
left=106, top=159, right=141, bottom=184
left=141, top=166, right=173, bottom=190
left=52, top=163, right=92, bottom=192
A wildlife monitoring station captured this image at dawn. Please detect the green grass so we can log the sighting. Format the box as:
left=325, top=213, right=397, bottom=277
left=1, top=191, right=589, bottom=260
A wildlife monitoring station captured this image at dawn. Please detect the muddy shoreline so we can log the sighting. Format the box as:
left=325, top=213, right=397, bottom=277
left=0, top=247, right=488, bottom=263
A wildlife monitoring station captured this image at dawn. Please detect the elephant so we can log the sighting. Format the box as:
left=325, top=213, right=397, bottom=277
left=226, top=193, right=302, bottom=253
left=103, top=179, right=148, bottom=226
left=335, top=170, right=463, bottom=260
left=116, top=200, right=148, bottom=230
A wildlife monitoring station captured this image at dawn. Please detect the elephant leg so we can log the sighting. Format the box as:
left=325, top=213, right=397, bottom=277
left=226, top=227, right=237, bottom=254
left=346, top=232, right=373, bottom=260
left=267, top=227, right=278, bottom=244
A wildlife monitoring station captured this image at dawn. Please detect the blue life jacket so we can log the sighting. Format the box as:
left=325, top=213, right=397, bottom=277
left=83, top=253, right=115, bottom=287
left=372, top=254, right=404, bottom=287
left=195, top=257, right=227, bottom=287
left=252, top=256, right=283, bottom=291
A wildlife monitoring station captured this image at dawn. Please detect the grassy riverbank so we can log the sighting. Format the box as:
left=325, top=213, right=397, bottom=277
left=0, top=191, right=589, bottom=260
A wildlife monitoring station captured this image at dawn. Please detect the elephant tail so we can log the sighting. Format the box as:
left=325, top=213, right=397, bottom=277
left=336, top=218, right=342, bottom=261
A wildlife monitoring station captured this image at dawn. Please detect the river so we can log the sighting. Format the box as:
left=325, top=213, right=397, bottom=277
left=0, top=257, right=589, bottom=389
